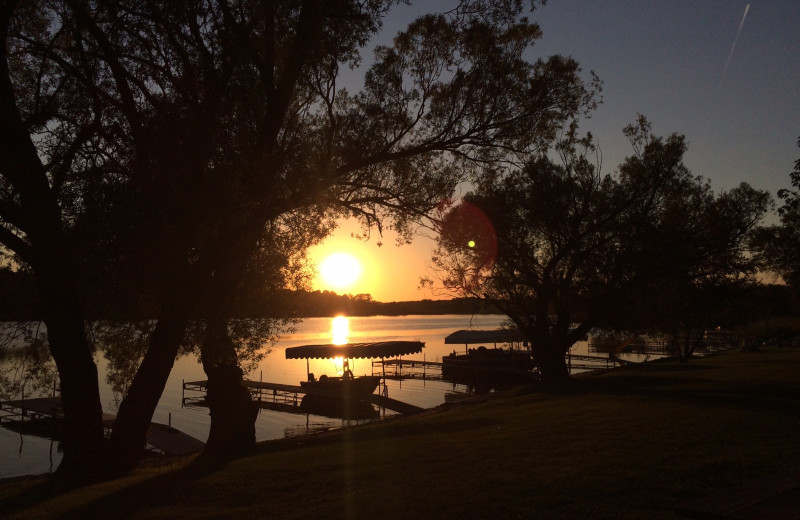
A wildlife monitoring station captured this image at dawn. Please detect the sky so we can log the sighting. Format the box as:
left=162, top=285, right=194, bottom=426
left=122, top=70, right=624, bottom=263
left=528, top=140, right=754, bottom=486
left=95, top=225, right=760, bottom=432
left=308, top=0, right=800, bottom=303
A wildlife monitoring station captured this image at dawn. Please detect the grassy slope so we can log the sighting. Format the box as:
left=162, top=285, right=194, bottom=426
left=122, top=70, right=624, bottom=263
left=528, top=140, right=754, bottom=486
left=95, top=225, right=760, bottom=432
left=1, top=348, right=798, bottom=519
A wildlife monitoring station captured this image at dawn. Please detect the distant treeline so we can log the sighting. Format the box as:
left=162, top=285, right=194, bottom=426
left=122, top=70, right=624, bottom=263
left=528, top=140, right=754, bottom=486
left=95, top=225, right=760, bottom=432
left=251, top=290, right=499, bottom=318
left=3, top=267, right=795, bottom=323
left=0, top=268, right=497, bottom=320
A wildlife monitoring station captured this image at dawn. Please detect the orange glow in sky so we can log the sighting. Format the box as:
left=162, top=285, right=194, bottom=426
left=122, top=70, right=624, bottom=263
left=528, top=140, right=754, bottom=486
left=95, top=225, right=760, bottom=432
left=307, top=218, right=440, bottom=302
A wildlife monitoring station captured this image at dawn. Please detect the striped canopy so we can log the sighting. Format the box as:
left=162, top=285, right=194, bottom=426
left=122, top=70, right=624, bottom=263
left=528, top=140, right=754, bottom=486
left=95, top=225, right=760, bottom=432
left=285, top=341, right=424, bottom=360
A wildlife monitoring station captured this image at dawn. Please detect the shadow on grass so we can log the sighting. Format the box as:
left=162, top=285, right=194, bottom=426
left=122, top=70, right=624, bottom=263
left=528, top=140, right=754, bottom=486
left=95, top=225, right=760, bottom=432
left=2, top=412, right=506, bottom=519
left=0, top=454, right=242, bottom=519
left=256, top=413, right=505, bottom=457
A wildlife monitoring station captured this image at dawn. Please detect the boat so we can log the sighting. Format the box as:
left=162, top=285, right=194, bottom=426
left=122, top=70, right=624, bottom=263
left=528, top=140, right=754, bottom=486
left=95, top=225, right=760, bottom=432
left=299, top=371, right=381, bottom=397
left=298, top=369, right=381, bottom=420
left=285, top=340, right=425, bottom=403
left=442, top=329, right=536, bottom=388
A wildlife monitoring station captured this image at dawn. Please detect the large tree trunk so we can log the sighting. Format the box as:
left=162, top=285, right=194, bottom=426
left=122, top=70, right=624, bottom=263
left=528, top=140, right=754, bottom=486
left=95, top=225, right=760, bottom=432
left=106, top=304, right=188, bottom=473
left=196, top=222, right=263, bottom=457
left=200, top=319, right=258, bottom=457
left=534, top=343, right=570, bottom=384
left=529, top=324, right=571, bottom=384
left=40, top=283, right=106, bottom=478
left=0, top=13, right=106, bottom=477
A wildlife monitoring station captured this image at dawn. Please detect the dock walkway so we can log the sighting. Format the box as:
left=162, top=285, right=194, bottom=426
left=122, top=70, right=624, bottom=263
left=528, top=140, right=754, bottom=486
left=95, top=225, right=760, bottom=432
left=0, top=397, right=205, bottom=456
left=371, top=353, right=628, bottom=379
left=372, top=359, right=444, bottom=381
left=183, top=379, right=424, bottom=416
left=567, top=353, right=631, bottom=372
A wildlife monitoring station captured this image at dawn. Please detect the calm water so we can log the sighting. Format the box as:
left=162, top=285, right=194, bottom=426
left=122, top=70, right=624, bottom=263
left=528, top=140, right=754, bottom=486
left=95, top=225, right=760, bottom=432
left=2, top=314, right=536, bottom=479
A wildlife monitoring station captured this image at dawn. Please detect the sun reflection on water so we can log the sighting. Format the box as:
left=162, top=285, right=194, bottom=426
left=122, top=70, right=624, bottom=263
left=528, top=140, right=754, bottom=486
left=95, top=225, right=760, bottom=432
left=332, top=316, right=349, bottom=345
left=333, top=356, right=344, bottom=376
left=331, top=316, right=349, bottom=375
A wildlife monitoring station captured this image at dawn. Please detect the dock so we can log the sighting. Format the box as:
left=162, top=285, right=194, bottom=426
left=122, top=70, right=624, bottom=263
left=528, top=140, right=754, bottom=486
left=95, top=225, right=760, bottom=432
left=567, top=353, right=630, bottom=372
left=371, top=359, right=444, bottom=381
left=371, top=353, right=628, bottom=380
left=182, top=379, right=424, bottom=416
left=139, top=422, right=205, bottom=456
left=0, top=396, right=205, bottom=456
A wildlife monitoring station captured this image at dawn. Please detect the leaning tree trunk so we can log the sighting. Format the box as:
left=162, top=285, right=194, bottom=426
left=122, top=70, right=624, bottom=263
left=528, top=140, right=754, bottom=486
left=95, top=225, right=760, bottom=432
left=200, top=318, right=258, bottom=457
left=40, top=281, right=106, bottom=478
left=0, top=33, right=105, bottom=476
left=106, top=300, right=188, bottom=474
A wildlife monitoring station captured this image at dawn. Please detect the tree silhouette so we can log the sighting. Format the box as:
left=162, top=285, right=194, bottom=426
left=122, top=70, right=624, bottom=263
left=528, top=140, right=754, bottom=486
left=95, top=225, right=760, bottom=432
left=0, top=0, right=599, bottom=473
left=769, top=137, right=800, bottom=290
left=430, top=118, right=769, bottom=382
left=0, top=0, right=107, bottom=476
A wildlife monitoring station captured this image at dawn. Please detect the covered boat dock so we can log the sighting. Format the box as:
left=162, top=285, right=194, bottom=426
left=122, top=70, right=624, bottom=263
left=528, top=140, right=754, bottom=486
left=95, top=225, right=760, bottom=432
left=444, top=329, right=526, bottom=352
left=185, top=341, right=428, bottom=418
left=182, top=378, right=424, bottom=416
left=444, top=329, right=628, bottom=373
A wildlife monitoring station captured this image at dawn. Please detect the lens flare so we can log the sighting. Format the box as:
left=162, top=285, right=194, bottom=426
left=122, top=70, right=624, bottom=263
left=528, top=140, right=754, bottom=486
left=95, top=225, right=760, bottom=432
left=440, top=201, right=498, bottom=268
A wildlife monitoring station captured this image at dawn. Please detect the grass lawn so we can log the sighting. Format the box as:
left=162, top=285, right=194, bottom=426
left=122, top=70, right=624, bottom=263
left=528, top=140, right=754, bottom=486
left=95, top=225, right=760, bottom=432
left=1, top=347, right=798, bottom=519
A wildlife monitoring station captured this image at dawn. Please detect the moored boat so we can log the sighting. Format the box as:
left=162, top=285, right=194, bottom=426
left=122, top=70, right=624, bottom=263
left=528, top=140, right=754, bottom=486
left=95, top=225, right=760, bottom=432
left=285, top=340, right=425, bottom=399
left=442, top=329, right=536, bottom=387
left=442, top=346, right=535, bottom=378
left=298, top=371, right=381, bottom=419
left=299, top=372, right=381, bottom=396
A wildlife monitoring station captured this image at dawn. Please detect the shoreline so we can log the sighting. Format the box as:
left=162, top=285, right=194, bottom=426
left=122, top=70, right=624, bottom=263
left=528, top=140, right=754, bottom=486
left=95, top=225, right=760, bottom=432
left=2, top=346, right=799, bottom=519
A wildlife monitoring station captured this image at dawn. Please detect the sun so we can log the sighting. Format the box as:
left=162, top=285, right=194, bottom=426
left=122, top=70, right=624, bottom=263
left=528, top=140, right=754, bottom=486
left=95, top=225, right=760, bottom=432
left=318, top=252, right=362, bottom=289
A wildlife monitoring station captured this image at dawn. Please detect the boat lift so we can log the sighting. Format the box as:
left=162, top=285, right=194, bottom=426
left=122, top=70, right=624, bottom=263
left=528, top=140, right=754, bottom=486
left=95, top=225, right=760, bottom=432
left=444, top=329, right=526, bottom=353
left=184, top=341, right=428, bottom=419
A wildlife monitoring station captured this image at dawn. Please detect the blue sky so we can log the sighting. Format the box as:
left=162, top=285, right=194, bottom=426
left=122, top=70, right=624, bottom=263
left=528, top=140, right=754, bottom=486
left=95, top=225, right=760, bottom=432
left=376, top=0, right=799, bottom=194
left=528, top=0, right=798, bottom=196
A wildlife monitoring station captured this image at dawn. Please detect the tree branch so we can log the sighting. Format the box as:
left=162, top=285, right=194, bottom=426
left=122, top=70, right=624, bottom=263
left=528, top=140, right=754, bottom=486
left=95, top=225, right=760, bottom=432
left=68, top=1, right=144, bottom=142
left=0, top=224, right=33, bottom=264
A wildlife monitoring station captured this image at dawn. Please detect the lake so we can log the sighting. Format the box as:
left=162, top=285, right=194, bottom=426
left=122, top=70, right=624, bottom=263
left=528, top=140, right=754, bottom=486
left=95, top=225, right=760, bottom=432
left=2, top=313, right=539, bottom=479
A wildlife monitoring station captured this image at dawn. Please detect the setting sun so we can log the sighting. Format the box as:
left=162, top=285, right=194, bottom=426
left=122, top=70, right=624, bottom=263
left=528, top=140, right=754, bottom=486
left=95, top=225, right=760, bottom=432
left=307, top=218, right=439, bottom=301
left=319, top=252, right=362, bottom=289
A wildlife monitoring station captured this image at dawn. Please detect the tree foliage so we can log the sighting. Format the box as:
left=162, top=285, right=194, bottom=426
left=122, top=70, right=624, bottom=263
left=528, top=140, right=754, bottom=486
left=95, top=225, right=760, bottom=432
left=760, top=137, right=800, bottom=290
left=430, top=117, right=770, bottom=381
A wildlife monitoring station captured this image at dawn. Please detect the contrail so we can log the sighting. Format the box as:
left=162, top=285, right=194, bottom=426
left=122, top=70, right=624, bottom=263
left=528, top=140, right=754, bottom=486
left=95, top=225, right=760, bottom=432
left=723, top=3, right=751, bottom=75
